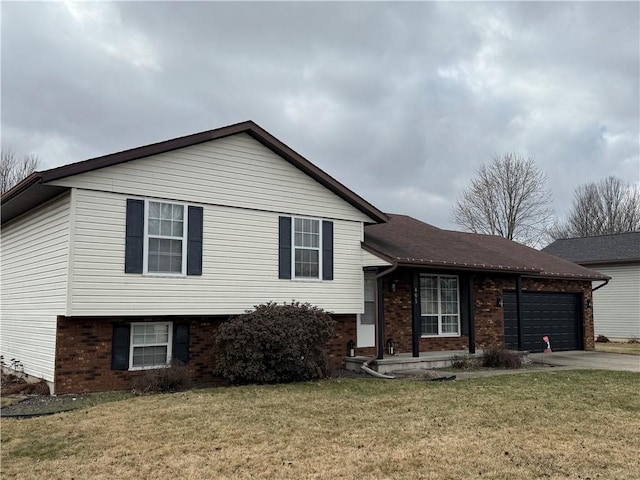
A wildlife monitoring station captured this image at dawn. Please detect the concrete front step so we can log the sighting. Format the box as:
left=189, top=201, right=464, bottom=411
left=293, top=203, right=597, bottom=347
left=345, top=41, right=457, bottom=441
left=345, top=350, right=530, bottom=374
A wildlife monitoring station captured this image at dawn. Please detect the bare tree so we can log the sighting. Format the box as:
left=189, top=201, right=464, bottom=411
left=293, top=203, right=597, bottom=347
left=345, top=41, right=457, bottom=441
left=452, top=153, right=554, bottom=246
left=1, top=148, right=40, bottom=194
left=549, top=176, right=640, bottom=239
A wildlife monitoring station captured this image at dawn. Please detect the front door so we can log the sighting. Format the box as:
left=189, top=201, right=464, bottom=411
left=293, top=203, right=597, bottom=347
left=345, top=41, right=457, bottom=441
left=357, top=272, right=376, bottom=347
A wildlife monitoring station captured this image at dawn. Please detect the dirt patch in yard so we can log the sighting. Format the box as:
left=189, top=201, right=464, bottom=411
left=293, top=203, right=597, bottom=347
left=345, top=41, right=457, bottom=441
left=1, top=391, right=136, bottom=418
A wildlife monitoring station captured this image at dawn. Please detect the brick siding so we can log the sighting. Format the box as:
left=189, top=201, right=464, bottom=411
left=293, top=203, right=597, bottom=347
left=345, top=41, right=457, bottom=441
left=54, top=313, right=370, bottom=394
left=54, top=317, right=222, bottom=394
left=379, top=269, right=594, bottom=355
left=327, top=314, right=376, bottom=369
left=53, top=273, right=593, bottom=393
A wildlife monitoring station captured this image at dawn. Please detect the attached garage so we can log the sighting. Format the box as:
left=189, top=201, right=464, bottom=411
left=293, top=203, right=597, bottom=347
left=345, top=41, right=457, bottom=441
left=504, top=292, right=583, bottom=352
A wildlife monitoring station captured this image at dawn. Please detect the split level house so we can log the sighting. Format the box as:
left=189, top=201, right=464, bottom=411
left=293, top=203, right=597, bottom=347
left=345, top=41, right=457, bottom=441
left=544, top=233, right=640, bottom=340
left=1, top=121, right=608, bottom=394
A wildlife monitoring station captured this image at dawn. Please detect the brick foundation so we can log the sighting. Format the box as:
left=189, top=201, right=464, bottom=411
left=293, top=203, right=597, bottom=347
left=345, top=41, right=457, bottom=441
left=53, top=273, right=593, bottom=393
left=54, top=313, right=370, bottom=394
left=327, top=314, right=376, bottom=369
left=55, top=317, right=222, bottom=394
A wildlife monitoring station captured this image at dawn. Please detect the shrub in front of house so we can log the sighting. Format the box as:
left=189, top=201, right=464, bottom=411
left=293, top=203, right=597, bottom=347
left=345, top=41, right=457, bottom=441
left=132, top=360, right=192, bottom=393
left=595, top=335, right=610, bottom=343
left=215, top=301, right=335, bottom=384
left=450, top=354, right=476, bottom=370
left=481, top=347, right=522, bottom=369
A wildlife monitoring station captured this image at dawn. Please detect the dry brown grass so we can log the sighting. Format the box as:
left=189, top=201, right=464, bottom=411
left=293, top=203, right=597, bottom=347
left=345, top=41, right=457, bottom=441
left=2, top=370, right=639, bottom=479
left=595, top=342, right=640, bottom=355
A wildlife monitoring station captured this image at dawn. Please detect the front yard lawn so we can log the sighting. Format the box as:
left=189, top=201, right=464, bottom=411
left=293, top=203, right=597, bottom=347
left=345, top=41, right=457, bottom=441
left=595, top=341, right=640, bottom=355
left=2, top=370, right=639, bottom=479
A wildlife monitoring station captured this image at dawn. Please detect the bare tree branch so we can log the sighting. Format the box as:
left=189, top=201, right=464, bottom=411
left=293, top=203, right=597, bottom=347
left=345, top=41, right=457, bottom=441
left=549, top=176, right=640, bottom=239
left=452, top=153, right=554, bottom=247
left=1, top=148, right=40, bottom=194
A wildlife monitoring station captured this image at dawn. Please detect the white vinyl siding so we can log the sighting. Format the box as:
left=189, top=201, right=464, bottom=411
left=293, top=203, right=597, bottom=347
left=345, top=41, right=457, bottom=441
left=49, top=133, right=374, bottom=223
left=0, top=193, right=70, bottom=382
left=362, top=249, right=392, bottom=268
left=590, top=264, right=640, bottom=339
left=69, top=189, right=365, bottom=315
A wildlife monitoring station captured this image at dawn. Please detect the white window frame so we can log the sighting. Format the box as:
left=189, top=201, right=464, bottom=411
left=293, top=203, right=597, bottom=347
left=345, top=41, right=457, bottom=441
left=291, top=216, right=323, bottom=281
left=129, top=322, right=173, bottom=370
left=420, top=274, right=461, bottom=338
left=143, top=199, right=188, bottom=276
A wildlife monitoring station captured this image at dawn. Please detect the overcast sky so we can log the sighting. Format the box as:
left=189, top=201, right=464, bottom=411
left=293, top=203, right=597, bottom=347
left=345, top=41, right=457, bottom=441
left=2, top=1, right=639, bottom=232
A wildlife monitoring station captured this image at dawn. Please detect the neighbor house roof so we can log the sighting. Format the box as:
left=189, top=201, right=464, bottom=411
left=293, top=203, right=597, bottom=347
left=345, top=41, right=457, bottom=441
left=542, top=232, right=640, bottom=265
left=1, top=120, right=388, bottom=225
left=363, top=214, right=608, bottom=280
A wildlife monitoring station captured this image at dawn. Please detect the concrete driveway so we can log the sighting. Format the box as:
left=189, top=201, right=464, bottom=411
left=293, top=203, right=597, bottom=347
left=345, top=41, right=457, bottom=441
left=532, top=350, right=640, bottom=372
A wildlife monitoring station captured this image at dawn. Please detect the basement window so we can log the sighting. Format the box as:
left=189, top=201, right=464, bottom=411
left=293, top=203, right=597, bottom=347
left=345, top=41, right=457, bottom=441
left=130, top=322, right=173, bottom=369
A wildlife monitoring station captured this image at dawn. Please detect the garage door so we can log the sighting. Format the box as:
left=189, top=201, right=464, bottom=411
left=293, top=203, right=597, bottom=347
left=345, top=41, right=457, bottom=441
left=504, top=292, right=582, bottom=352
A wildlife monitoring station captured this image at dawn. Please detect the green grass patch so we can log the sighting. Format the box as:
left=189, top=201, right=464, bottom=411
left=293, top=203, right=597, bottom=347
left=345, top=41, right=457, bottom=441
left=0, top=397, right=20, bottom=408
left=8, top=435, right=70, bottom=460
left=595, top=342, right=640, bottom=355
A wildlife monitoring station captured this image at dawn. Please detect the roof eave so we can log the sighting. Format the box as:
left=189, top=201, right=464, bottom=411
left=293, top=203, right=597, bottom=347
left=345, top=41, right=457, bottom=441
left=1, top=121, right=388, bottom=224
left=577, top=259, right=640, bottom=266
left=392, top=258, right=543, bottom=275
left=524, top=272, right=611, bottom=282
left=361, top=243, right=397, bottom=264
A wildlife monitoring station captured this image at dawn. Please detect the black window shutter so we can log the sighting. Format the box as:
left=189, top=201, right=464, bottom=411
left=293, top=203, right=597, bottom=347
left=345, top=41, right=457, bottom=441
left=187, top=206, right=203, bottom=276
left=278, top=216, right=292, bottom=279
left=173, top=324, right=190, bottom=365
left=111, top=324, right=131, bottom=370
left=125, top=199, right=144, bottom=273
left=322, top=220, right=333, bottom=280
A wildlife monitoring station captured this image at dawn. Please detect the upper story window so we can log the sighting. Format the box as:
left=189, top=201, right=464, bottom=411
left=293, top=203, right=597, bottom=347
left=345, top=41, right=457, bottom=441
left=293, top=217, right=321, bottom=279
left=145, top=201, right=187, bottom=275
left=420, top=274, right=460, bottom=337
left=278, top=216, right=333, bottom=281
left=125, top=198, right=203, bottom=276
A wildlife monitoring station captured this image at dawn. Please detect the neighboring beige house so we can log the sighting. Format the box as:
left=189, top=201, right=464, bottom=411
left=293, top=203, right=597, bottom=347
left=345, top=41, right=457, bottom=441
left=543, top=233, right=640, bottom=340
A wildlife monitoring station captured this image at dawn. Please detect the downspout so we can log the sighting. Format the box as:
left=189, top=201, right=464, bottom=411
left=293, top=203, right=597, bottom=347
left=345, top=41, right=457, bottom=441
left=591, top=279, right=609, bottom=292
left=361, top=262, right=398, bottom=379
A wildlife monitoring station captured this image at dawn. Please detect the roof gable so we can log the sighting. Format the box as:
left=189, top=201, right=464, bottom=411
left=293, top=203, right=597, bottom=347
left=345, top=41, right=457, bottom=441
left=364, top=214, right=609, bottom=280
left=1, top=121, right=387, bottom=225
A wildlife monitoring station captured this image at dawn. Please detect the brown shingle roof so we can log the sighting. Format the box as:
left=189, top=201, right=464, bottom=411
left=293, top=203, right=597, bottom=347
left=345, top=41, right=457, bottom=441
left=363, top=214, right=609, bottom=280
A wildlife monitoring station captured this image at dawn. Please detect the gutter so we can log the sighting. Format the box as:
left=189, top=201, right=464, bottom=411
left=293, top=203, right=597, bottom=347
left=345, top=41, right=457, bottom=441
left=1, top=172, right=42, bottom=204
left=591, top=279, right=609, bottom=292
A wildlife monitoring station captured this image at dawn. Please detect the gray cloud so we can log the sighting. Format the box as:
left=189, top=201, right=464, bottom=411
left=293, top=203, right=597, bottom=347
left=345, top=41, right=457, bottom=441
left=2, top=1, right=638, bottom=232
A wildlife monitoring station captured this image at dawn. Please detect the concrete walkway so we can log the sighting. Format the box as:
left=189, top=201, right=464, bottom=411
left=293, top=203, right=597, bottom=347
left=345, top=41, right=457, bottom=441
left=393, top=351, right=639, bottom=381
left=530, top=350, right=640, bottom=372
